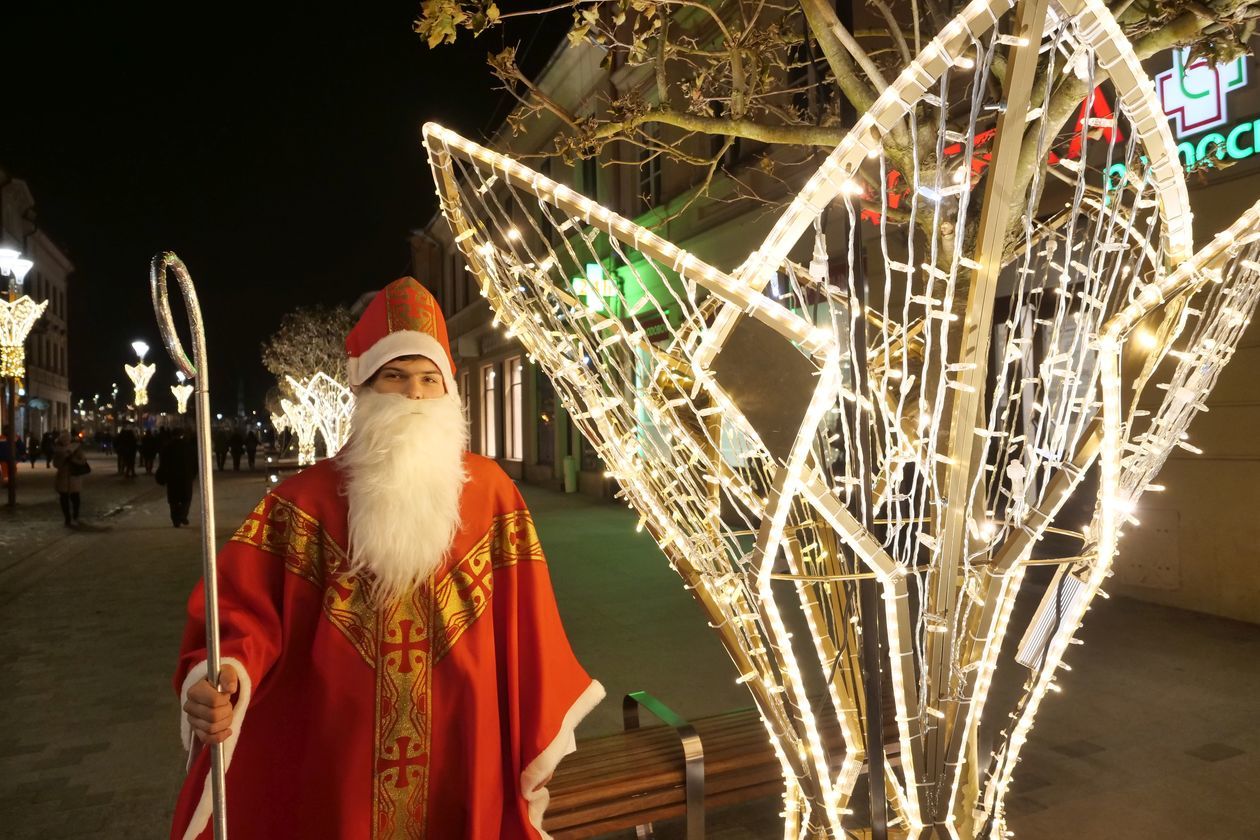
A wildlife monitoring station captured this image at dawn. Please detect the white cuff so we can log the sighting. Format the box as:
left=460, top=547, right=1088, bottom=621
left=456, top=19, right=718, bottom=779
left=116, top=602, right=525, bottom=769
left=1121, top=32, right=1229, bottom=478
left=178, top=657, right=251, bottom=840
left=521, top=679, right=606, bottom=839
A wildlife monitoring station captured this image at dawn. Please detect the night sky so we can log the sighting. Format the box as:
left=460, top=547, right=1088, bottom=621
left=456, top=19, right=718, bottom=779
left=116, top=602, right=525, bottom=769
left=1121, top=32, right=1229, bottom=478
left=3, top=2, right=565, bottom=416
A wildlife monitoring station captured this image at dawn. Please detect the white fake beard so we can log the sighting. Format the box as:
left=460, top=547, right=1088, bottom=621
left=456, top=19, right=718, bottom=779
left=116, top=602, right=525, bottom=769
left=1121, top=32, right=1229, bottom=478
left=340, top=390, right=469, bottom=606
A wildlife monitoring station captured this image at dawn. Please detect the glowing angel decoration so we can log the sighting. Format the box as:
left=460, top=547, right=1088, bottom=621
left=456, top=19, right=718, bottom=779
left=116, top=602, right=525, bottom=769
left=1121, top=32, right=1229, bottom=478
left=125, top=361, right=156, bottom=406
left=172, top=372, right=194, bottom=414
left=425, top=0, right=1259, bottom=835
left=0, top=296, right=47, bottom=379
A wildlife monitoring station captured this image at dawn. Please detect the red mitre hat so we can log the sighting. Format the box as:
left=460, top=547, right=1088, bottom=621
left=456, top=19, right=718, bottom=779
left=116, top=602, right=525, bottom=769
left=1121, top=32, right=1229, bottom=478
left=345, top=277, right=456, bottom=391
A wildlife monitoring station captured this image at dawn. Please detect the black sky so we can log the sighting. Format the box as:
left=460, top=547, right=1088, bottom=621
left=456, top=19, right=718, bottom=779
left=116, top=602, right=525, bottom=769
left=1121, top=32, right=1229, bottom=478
left=2, top=2, right=565, bottom=416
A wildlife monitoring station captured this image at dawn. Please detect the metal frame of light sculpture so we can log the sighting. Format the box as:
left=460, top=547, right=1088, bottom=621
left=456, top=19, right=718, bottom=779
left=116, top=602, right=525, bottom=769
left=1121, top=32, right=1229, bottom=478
left=424, top=0, right=1258, bottom=835
left=286, top=371, right=354, bottom=458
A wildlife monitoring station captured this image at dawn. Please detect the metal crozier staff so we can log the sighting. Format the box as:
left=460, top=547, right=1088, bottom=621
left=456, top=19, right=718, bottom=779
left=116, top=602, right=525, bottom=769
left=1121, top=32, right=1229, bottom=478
left=150, top=252, right=228, bottom=840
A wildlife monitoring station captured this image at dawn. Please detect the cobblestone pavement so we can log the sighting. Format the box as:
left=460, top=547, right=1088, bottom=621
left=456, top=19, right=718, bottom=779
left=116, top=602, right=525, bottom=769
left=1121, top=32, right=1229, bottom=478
left=0, top=467, right=265, bottom=839
left=0, top=467, right=1256, bottom=839
left=0, top=451, right=170, bottom=571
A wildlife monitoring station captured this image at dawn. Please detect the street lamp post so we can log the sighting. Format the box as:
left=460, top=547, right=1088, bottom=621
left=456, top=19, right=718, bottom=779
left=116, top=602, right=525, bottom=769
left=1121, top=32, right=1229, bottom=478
left=0, top=247, right=44, bottom=507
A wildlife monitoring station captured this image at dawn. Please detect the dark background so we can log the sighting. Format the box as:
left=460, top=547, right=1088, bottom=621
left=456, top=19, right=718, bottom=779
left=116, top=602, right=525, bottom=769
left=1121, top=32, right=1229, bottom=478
left=2, top=1, right=566, bottom=415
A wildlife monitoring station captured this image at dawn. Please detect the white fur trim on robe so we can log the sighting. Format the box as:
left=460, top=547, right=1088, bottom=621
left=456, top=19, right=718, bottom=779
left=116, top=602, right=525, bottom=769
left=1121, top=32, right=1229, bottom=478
left=521, top=679, right=606, bottom=839
left=178, top=656, right=251, bottom=840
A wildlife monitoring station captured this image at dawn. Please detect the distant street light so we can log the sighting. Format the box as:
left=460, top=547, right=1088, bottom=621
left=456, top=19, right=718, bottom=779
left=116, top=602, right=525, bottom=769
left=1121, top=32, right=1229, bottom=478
left=0, top=247, right=46, bottom=507
left=124, top=340, right=156, bottom=407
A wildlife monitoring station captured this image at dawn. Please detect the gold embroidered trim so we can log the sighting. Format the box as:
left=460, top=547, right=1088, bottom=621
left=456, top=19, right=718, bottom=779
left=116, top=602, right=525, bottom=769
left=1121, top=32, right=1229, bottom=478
left=231, top=497, right=547, bottom=838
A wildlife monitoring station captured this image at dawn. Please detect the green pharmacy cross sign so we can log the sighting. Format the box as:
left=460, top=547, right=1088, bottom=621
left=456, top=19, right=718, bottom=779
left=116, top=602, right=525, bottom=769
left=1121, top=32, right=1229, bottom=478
left=572, top=263, right=618, bottom=313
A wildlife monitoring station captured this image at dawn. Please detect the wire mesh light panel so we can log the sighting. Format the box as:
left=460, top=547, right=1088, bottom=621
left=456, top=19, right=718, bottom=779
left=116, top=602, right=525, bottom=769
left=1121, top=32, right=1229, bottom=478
left=424, top=0, right=1259, bottom=835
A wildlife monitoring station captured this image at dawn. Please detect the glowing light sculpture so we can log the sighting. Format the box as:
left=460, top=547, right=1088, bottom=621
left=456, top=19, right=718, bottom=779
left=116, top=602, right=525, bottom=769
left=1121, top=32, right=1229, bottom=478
left=279, top=396, right=319, bottom=466
left=172, top=371, right=194, bottom=414
left=424, top=0, right=1260, bottom=835
left=126, top=361, right=156, bottom=406
left=0, top=295, right=46, bottom=378
left=286, top=371, right=354, bottom=458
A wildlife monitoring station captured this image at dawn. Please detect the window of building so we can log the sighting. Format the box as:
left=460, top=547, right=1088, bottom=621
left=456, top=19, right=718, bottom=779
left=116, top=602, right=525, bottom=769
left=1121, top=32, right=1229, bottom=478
left=637, top=141, right=662, bottom=213
left=504, top=356, right=523, bottom=461
left=480, top=363, right=499, bottom=458
left=445, top=252, right=458, bottom=317
left=537, top=371, right=555, bottom=467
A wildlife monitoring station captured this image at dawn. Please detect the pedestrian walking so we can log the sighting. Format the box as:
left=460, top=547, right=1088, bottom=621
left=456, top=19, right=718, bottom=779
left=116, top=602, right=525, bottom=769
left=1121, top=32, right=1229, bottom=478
left=116, top=427, right=138, bottom=478
left=244, top=428, right=259, bottom=470
left=26, top=434, right=40, bottom=469
left=156, top=427, right=197, bottom=527
left=140, top=430, right=160, bottom=474
left=0, top=426, right=16, bottom=487
left=41, top=431, right=55, bottom=468
left=52, top=431, right=90, bottom=527
left=229, top=428, right=245, bottom=471
left=212, top=425, right=228, bottom=471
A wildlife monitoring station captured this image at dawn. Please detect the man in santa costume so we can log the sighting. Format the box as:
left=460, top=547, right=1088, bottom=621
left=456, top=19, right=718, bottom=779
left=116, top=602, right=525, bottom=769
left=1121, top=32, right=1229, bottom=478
left=172, top=277, right=604, bottom=839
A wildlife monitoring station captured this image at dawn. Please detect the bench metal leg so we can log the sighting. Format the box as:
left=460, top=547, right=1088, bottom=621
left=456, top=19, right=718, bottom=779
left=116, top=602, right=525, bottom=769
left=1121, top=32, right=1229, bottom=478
left=623, top=691, right=705, bottom=840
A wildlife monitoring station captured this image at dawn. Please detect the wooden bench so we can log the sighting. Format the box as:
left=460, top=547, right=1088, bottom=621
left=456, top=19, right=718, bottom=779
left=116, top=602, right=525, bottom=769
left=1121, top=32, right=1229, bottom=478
left=543, top=692, right=901, bottom=839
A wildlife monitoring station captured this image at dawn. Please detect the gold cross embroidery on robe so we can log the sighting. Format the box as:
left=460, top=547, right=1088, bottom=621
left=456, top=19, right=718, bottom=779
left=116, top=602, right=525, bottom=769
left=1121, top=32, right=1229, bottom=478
left=230, top=495, right=545, bottom=838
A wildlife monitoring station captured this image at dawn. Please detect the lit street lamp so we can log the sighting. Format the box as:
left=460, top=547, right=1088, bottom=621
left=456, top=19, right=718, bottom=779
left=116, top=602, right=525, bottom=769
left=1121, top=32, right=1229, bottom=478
left=0, top=247, right=45, bottom=507
left=124, top=340, right=156, bottom=407
left=172, top=370, right=193, bottom=414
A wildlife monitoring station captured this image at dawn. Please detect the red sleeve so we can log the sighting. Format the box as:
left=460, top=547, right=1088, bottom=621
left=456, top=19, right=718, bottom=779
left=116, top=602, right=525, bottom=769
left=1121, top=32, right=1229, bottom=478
left=494, top=482, right=604, bottom=837
left=173, top=501, right=286, bottom=698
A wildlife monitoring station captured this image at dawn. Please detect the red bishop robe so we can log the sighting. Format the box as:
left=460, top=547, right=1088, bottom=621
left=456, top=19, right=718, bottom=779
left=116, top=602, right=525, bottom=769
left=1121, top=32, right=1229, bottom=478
left=170, top=454, right=603, bottom=840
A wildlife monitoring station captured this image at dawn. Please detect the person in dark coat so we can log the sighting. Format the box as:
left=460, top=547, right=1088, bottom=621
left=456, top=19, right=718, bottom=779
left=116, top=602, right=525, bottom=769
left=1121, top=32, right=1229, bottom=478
left=41, top=431, right=56, bottom=468
left=115, top=427, right=138, bottom=478
left=244, top=429, right=259, bottom=470
left=211, top=426, right=229, bottom=471
left=140, top=430, right=160, bottom=474
left=27, top=434, right=40, bottom=468
left=156, top=428, right=198, bottom=527
left=228, top=428, right=245, bottom=471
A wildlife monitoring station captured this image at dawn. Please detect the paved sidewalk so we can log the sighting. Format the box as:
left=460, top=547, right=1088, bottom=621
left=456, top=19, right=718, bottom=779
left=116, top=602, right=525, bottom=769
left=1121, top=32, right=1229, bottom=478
left=0, top=470, right=1255, bottom=838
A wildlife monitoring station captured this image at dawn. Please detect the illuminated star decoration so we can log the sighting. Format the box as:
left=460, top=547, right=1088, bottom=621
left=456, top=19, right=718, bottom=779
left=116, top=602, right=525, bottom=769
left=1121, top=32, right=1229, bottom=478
left=426, top=0, right=1260, bottom=835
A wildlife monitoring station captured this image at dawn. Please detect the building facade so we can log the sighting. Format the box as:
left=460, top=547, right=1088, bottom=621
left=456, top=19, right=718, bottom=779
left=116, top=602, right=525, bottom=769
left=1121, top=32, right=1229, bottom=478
left=0, top=170, right=73, bottom=437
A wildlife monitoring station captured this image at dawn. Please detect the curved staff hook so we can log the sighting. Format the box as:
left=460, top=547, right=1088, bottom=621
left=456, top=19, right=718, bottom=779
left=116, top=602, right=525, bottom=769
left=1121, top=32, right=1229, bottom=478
left=150, top=252, right=227, bottom=840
